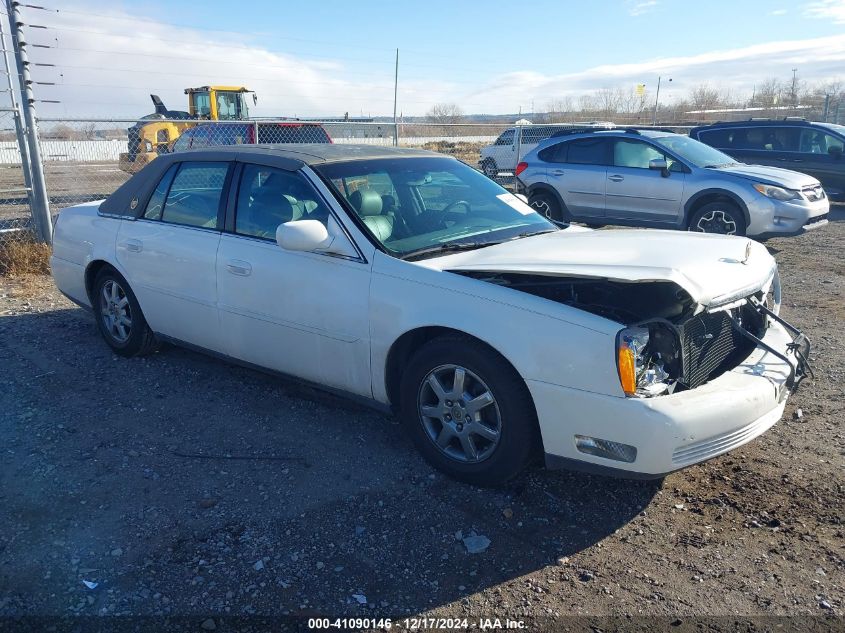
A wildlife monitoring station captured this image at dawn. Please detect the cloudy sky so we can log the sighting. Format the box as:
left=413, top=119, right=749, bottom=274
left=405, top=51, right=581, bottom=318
left=9, top=0, right=845, bottom=119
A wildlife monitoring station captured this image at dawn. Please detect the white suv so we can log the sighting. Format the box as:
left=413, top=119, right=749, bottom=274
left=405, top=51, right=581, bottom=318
left=479, top=123, right=612, bottom=177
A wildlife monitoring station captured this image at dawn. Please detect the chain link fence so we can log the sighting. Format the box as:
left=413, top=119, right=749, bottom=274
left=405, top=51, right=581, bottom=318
left=18, top=119, right=694, bottom=218
left=0, top=114, right=837, bottom=251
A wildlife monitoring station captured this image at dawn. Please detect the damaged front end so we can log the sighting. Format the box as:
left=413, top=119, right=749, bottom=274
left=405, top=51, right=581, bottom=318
left=456, top=269, right=812, bottom=398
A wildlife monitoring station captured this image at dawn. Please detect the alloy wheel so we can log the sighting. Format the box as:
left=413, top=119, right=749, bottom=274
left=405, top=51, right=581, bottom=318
left=531, top=199, right=553, bottom=220
left=417, top=364, right=502, bottom=463
left=99, top=279, right=132, bottom=343
left=693, top=209, right=737, bottom=235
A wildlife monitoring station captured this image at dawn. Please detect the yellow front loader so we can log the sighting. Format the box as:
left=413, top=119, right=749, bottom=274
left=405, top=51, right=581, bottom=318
left=119, top=86, right=255, bottom=174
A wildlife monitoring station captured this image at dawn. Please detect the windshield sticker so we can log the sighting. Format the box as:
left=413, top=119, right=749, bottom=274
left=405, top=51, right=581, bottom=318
left=496, top=193, right=534, bottom=215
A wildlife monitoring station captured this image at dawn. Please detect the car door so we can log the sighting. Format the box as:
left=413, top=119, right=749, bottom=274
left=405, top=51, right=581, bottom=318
left=115, top=160, right=230, bottom=351
left=605, top=138, right=686, bottom=223
left=546, top=137, right=609, bottom=219
left=215, top=161, right=373, bottom=396
left=796, top=128, right=845, bottom=196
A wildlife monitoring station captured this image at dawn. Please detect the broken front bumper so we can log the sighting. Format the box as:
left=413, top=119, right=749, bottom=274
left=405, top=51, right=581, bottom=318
left=531, top=312, right=811, bottom=479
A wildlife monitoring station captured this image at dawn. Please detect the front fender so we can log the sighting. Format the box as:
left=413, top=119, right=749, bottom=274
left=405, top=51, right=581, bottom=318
left=368, top=252, right=622, bottom=405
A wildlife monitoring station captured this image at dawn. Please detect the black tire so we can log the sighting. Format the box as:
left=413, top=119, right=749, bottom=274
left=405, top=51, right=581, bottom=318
left=92, top=267, right=158, bottom=357
left=688, top=201, right=747, bottom=236
left=481, top=159, right=498, bottom=179
left=399, top=336, right=539, bottom=486
left=528, top=191, right=567, bottom=223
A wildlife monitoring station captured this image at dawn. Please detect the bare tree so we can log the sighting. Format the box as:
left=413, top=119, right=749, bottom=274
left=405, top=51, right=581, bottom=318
left=426, top=103, right=464, bottom=124
left=688, top=84, right=726, bottom=110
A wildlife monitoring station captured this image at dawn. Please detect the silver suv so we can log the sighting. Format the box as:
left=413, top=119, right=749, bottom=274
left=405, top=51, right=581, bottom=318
left=516, top=128, right=830, bottom=238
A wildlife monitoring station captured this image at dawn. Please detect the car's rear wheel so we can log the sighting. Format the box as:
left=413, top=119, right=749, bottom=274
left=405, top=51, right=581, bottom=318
left=481, top=159, right=498, bottom=179
left=93, top=267, right=157, bottom=357
left=688, top=201, right=746, bottom=236
left=399, top=336, right=538, bottom=486
left=528, top=191, right=567, bottom=223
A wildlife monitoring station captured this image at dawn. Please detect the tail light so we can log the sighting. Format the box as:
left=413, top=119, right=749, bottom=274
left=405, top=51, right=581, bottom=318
left=515, top=162, right=528, bottom=176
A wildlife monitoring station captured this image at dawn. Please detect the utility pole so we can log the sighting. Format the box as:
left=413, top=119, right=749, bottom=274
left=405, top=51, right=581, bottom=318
left=6, top=0, right=51, bottom=243
left=652, top=76, right=671, bottom=126
left=791, top=68, right=798, bottom=109
left=392, top=48, right=399, bottom=147
left=0, top=8, right=33, bottom=213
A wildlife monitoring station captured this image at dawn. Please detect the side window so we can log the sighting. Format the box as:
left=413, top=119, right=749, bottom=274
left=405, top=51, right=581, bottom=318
left=494, top=129, right=514, bottom=146
left=612, top=139, right=666, bottom=169
left=143, top=164, right=178, bottom=220
left=697, top=128, right=732, bottom=148
left=160, top=162, right=229, bottom=229
left=191, top=93, right=211, bottom=119
left=190, top=127, right=211, bottom=148
left=171, top=130, right=192, bottom=153
left=565, top=138, right=608, bottom=165
left=538, top=142, right=567, bottom=163
left=762, top=127, right=800, bottom=152
left=235, top=164, right=330, bottom=240
left=800, top=128, right=845, bottom=154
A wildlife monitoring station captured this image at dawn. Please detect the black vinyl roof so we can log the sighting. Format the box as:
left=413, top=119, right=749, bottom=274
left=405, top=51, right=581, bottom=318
left=193, top=143, right=441, bottom=165
left=99, top=144, right=445, bottom=218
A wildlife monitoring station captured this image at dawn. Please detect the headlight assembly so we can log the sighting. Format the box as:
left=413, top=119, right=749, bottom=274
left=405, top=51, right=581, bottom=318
left=753, top=183, right=800, bottom=201
left=616, top=325, right=678, bottom=398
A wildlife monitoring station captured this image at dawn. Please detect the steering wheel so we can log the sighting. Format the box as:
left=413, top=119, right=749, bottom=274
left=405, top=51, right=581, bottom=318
left=440, top=200, right=471, bottom=227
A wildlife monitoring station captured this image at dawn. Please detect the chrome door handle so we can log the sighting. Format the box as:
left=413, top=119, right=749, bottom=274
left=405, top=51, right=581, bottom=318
left=226, top=260, right=252, bottom=276
left=551, top=169, right=565, bottom=176
left=608, top=175, right=624, bottom=182
left=119, top=239, right=142, bottom=253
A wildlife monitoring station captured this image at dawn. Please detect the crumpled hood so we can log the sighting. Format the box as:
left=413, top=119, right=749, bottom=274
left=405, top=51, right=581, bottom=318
left=715, top=163, right=820, bottom=189
left=419, top=229, right=776, bottom=307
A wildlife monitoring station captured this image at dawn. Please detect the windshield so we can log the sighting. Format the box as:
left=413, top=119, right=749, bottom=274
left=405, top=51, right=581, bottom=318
left=651, top=134, right=738, bottom=168
left=316, top=157, right=556, bottom=258
left=818, top=122, right=845, bottom=137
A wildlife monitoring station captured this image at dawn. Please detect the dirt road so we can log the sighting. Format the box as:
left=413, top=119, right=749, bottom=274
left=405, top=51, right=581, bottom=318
left=0, top=211, right=843, bottom=629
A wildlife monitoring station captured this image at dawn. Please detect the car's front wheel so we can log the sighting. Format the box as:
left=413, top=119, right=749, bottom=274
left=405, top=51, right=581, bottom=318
left=399, top=336, right=538, bottom=486
left=688, top=202, right=746, bottom=236
left=93, top=267, right=158, bottom=357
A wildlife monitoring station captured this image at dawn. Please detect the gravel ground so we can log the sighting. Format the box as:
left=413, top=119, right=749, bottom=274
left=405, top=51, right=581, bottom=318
left=0, top=209, right=843, bottom=630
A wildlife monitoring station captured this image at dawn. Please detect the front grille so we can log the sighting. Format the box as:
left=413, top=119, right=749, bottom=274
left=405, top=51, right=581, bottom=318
left=802, top=185, right=826, bottom=202
left=678, top=310, right=757, bottom=389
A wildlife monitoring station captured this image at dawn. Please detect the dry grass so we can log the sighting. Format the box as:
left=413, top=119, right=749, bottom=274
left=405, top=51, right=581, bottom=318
left=419, top=140, right=485, bottom=166
left=0, top=237, right=52, bottom=276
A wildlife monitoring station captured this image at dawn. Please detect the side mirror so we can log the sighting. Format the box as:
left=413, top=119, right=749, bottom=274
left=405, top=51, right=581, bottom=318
left=276, top=217, right=358, bottom=258
left=276, top=220, right=330, bottom=252
left=829, top=145, right=843, bottom=159
left=649, top=158, right=669, bottom=177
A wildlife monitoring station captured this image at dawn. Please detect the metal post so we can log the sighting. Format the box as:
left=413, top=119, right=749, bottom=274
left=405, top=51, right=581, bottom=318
left=822, top=94, right=830, bottom=122
left=652, top=76, right=662, bottom=126
left=392, top=48, right=399, bottom=147
left=7, top=0, right=51, bottom=243
left=514, top=124, right=522, bottom=194
left=0, top=9, right=33, bottom=207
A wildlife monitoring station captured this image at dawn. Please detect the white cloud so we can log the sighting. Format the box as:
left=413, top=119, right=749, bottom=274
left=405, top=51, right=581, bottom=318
left=769, top=8, right=788, bottom=15
left=628, top=0, right=659, bottom=16
left=20, top=4, right=845, bottom=119
left=803, top=0, right=845, bottom=23
left=463, top=34, right=845, bottom=113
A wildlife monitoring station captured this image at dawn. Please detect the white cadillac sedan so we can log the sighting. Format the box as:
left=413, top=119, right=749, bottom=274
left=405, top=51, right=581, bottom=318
left=50, top=145, right=812, bottom=485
